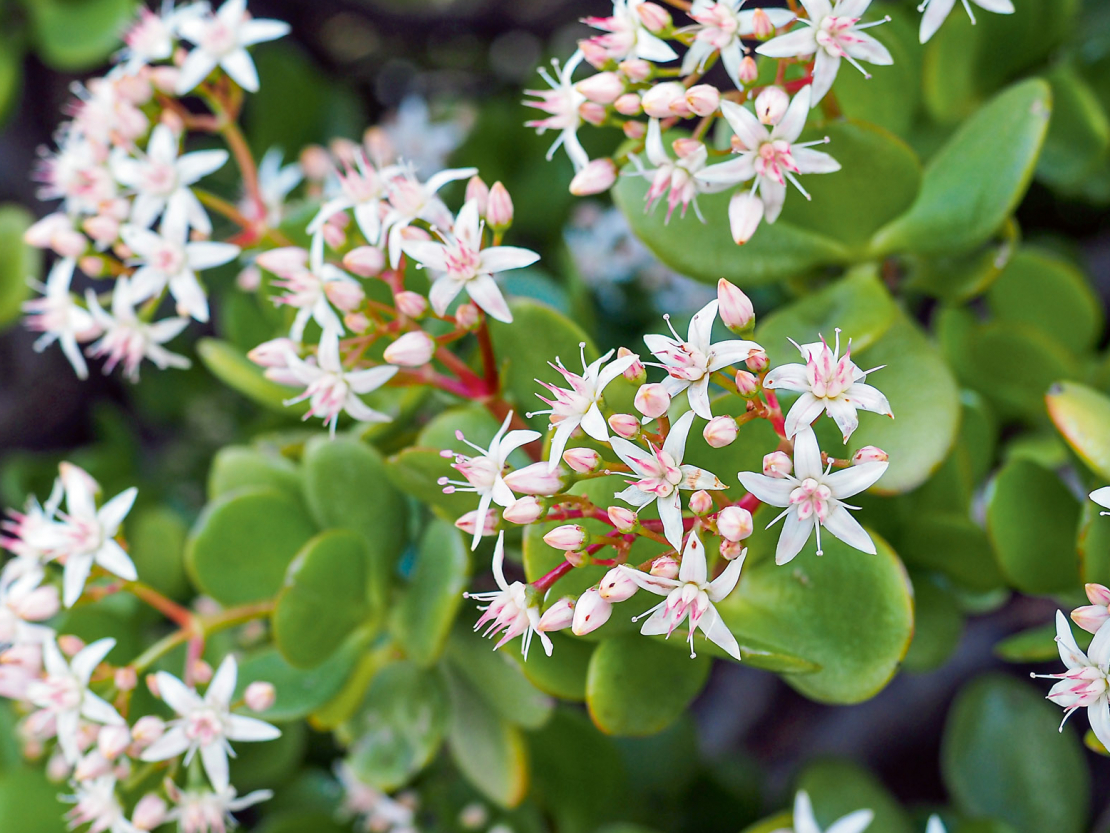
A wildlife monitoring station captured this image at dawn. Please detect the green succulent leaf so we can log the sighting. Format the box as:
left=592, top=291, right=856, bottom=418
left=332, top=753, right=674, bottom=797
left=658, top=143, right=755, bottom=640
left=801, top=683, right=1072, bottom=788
left=1047, top=381, right=1110, bottom=481
left=207, top=445, right=304, bottom=501
left=0, top=205, right=39, bottom=328
left=797, top=760, right=913, bottom=833
left=27, top=0, right=138, bottom=72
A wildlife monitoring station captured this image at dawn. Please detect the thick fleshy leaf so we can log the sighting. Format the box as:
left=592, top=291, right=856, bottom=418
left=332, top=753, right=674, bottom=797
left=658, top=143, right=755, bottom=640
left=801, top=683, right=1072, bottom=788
left=585, top=635, right=711, bottom=736
left=0, top=37, right=21, bottom=127
left=897, top=514, right=1005, bottom=593
left=903, top=220, right=1016, bottom=304
left=0, top=767, right=67, bottom=833
left=942, top=674, right=1090, bottom=833
left=0, top=205, right=38, bottom=327
left=833, top=14, right=922, bottom=137
left=185, top=487, right=317, bottom=605
left=994, top=622, right=1086, bottom=664
left=197, top=338, right=308, bottom=416
left=797, top=760, right=913, bottom=833
left=1047, top=381, right=1110, bottom=481
left=510, top=633, right=594, bottom=702
left=301, top=435, right=407, bottom=614
left=390, top=520, right=470, bottom=667
left=207, top=445, right=303, bottom=500
left=344, top=661, right=449, bottom=791
left=986, top=459, right=1081, bottom=594
left=28, top=0, right=138, bottom=71
left=717, top=517, right=914, bottom=704
left=274, top=531, right=372, bottom=669
left=902, top=574, right=964, bottom=672
left=872, top=80, right=1052, bottom=257
left=1079, top=501, right=1110, bottom=587
left=1038, top=63, right=1110, bottom=190
left=444, top=664, right=530, bottom=808
left=987, top=247, right=1102, bottom=354
left=228, top=720, right=307, bottom=793
left=127, top=506, right=190, bottom=600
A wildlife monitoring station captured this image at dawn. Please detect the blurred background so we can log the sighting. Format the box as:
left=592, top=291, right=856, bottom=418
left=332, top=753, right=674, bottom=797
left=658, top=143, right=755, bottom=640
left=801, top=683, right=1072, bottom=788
left=2, top=0, right=1110, bottom=829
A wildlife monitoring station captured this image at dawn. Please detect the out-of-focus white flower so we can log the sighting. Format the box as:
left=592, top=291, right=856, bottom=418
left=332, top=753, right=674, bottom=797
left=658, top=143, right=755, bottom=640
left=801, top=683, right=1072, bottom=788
left=0, top=573, right=58, bottom=648
left=35, top=130, right=118, bottom=217
left=918, top=0, right=1014, bottom=43
left=23, top=258, right=100, bottom=379
left=776, top=790, right=875, bottom=833
left=175, top=0, right=291, bottom=94
left=582, top=0, right=680, bottom=63
left=525, top=51, right=591, bottom=172
left=85, top=278, right=191, bottom=381
left=383, top=96, right=471, bottom=177
left=465, top=532, right=552, bottom=659
left=307, top=151, right=388, bottom=246
left=63, top=776, right=134, bottom=833
left=737, top=427, right=887, bottom=564
left=681, top=1, right=796, bottom=89
left=757, top=0, right=893, bottom=105
left=142, top=655, right=281, bottom=792
left=336, top=761, right=418, bottom=833
left=401, top=200, right=538, bottom=324
left=379, top=165, right=477, bottom=269
left=165, top=780, right=273, bottom=833
left=263, top=233, right=360, bottom=341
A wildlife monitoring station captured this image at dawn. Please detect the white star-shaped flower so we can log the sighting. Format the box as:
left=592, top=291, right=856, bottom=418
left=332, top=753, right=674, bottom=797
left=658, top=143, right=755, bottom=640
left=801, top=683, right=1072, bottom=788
left=918, top=0, right=1014, bottom=44
left=465, top=531, right=552, bottom=660
left=85, top=278, right=192, bottom=381
left=524, top=51, right=591, bottom=172
left=23, top=258, right=100, bottom=380
left=175, top=0, right=290, bottom=94
left=774, top=790, right=874, bottom=833
left=681, top=1, right=796, bottom=88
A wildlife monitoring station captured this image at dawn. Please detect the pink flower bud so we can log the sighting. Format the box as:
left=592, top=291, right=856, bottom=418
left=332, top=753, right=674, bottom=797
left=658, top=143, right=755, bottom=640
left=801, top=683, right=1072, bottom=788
left=503, top=462, right=564, bottom=496
left=718, top=506, right=753, bottom=541
left=619, top=59, right=652, bottom=83
left=720, top=539, right=745, bottom=560
left=685, top=84, right=720, bottom=117
left=343, top=246, right=385, bottom=278
left=455, top=509, right=499, bottom=538
left=236, top=265, right=262, bottom=291
left=579, top=39, right=610, bottom=69
left=608, top=505, right=638, bottom=532
left=114, top=667, right=137, bottom=692
left=728, top=191, right=765, bottom=245
left=618, top=346, right=647, bottom=384
left=563, top=447, right=602, bottom=473
left=13, top=585, right=59, bottom=621
left=51, top=227, right=87, bottom=258
left=717, top=279, right=754, bottom=333
left=324, top=280, right=364, bottom=312
left=256, top=247, right=308, bottom=277
left=192, top=660, right=213, bottom=685
left=577, top=72, right=625, bottom=104
left=345, top=312, right=372, bottom=333
left=564, top=550, right=587, bottom=567
left=149, top=66, right=180, bottom=94
left=650, top=556, right=679, bottom=579
left=503, top=496, right=545, bottom=525
left=248, top=337, right=297, bottom=369
left=245, top=681, right=276, bottom=712
left=1088, top=583, right=1110, bottom=606
left=1072, top=603, right=1110, bottom=635
left=723, top=374, right=755, bottom=402
left=395, top=290, right=428, bottom=318
left=299, top=145, right=332, bottom=181
left=45, top=751, right=71, bottom=782
left=131, top=716, right=165, bottom=747
left=746, top=350, right=768, bottom=372
left=487, top=182, right=514, bottom=230
left=456, top=303, right=481, bottom=329
left=852, top=446, right=889, bottom=465
left=572, top=588, right=612, bottom=635
left=738, top=56, right=759, bottom=84
left=570, top=158, right=619, bottom=196
left=580, top=101, right=608, bottom=126
left=641, top=82, right=687, bottom=118
left=465, top=176, right=490, bottom=216
left=703, top=415, right=738, bottom=448
left=608, top=413, right=640, bottom=439
left=384, top=331, right=435, bottom=367
left=97, top=724, right=131, bottom=761
left=637, top=1, right=672, bottom=32
left=330, top=138, right=359, bottom=167
left=623, top=120, right=646, bottom=140
left=75, top=750, right=112, bottom=781
left=599, top=567, right=638, bottom=602
left=58, top=634, right=85, bottom=656
left=689, top=490, right=714, bottom=516
left=763, top=450, right=792, bottom=478
left=322, top=223, right=347, bottom=250
left=634, top=383, right=671, bottom=418
left=79, top=255, right=106, bottom=277
left=145, top=674, right=160, bottom=699
left=537, top=597, right=575, bottom=632
left=132, top=794, right=168, bottom=831
left=755, top=87, right=790, bottom=126
left=544, top=524, right=588, bottom=551
left=161, top=109, right=186, bottom=136
left=614, top=93, right=642, bottom=116
left=24, top=213, right=67, bottom=248
left=752, top=7, right=777, bottom=38
left=673, top=137, right=704, bottom=158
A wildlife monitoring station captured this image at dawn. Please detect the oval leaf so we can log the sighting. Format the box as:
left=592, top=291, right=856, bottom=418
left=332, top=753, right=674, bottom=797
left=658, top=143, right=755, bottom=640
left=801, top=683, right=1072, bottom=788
left=1047, top=381, right=1110, bottom=481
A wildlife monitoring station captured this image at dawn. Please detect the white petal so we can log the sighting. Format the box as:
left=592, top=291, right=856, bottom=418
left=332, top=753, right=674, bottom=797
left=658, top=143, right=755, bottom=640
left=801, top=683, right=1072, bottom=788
left=973, top=0, right=1014, bottom=10
left=201, top=741, right=231, bottom=792
left=1092, top=487, right=1110, bottom=510
left=80, top=690, right=124, bottom=725
left=687, top=378, right=714, bottom=420
left=697, top=156, right=757, bottom=186
left=793, top=791, right=822, bottom=833
left=793, top=147, right=842, bottom=174
left=663, top=410, right=695, bottom=461
left=206, top=655, right=237, bottom=706
left=764, top=363, right=809, bottom=392
left=98, top=487, right=137, bottom=533
left=186, top=241, right=239, bottom=270
left=809, top=49, right=841, bottom=106
left=699, top=604, right=742, bottom=661
left=175, top=50, right=218, bottom=94
left=95, top=539, right=138, bottom=581
left=737, top=472, right=794, bottom=507
left=480, top=246, right=540, bottom=274
left=776, top=511, right=814, bottom=565
left=169, top=271, right=210, bottom=323
left=176, top=149, right=229, bottom=184
left=72, top=638, right=117, bottom=684
left=756, top=28, right=819, bottom=59
left=346, top=364, right=399, bottom=395
left=845, top=32, right=893, bottom=65
left=580, top=405, right=608, bottom=442
left=822, top=504, right=875, bottom=554
left=919, top=0, right=957, bottom=42
left=619, top=564, right=678, bottom=597
left=63, top=554, right=94, bottom=607
left=719, top=101, right=768, bottom=151
left=155, top=671, right=203, bottom=715
left=225, top=714, right=281, bottom=742
left=1088, top=618, right=1110, bottom=668
left=678, top=532, right=707, bottom=585
left=220, top=49, right=260, bottom=93
left=141, top=726, right=192, bottom=762
left=827, top=809, right=876, bottom=833
left=708, top=550, right=745, bottom=602
left=466, top=273, right=513, bottom=323
left=657, top=491, right=684, bottom=551
left=825, top=460, right=888, bottom=498
left=1088, top=701, right=1110, bottom=755
left=826, top=397, right=859, bottom=442
left=238, top=18, right=291, bottom=46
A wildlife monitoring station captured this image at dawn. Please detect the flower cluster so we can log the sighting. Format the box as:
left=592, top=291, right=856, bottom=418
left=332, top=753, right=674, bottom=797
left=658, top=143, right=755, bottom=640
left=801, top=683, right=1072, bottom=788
left=0, top=461, right=281, bottom=832
left=527, top=0, right=1016, bottom=244
left=450, top=279, right=893, bottom=662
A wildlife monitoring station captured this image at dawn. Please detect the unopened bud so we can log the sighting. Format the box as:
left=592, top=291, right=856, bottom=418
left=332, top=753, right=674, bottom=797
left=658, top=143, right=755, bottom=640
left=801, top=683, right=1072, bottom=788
left=160, top=108, right=185, bottom=135
left=689, top=490, right=714, bottom=515
left=345, top=312, right=372, bottom=333
left=78, top=255, right=105, bottom=277
left=487, top=182, right=513, bottom=230
left=617, top=347, right=646, bottom=384
left=465, top=176, right=490, bottom=216
left=650, top=556, right=679, bottom=580
left=149, top=65, right=180, bottom=94
left=343, top=246, right=385, bottom=278
left=322, top=223, right=347, bottom=250
left=544, top=524, right=588, bottom=552
left=503, top=496, right=545, bottom=524
left=637, top=1, right=672, bottom=32
left=729, top=190, right=765, bottom=245
left=718, top=506, right=753, bottom=541
left=598, top=567, right=638, bottom=602
left=256, top=247, right=308, bottom=277
left=132, top=794, right=168, bottom=831
left=395, top=290, right=427, bottom=318
left=745, top=350, right=768, bottom=372
left=537, top=597, right=575, bottom=632
left=673, top=137, right=703, bottom=158
left=456, top=303, right=480, bottom=329
left=563, top=447, right=601, bottom=473
left=13, top=585, right=59, bottom=621
left=685, top=84, right=720, bottom=117
left=245, top=681, right=276, bottom=712
left=75, top=750, right=112, bottom=782
left=144, top=674, right=160, bottom=699
left=97, top=724, right=131, bottom=761
left=634, top=383, right=671, bottom=419
left=384, top=330, right=435, bottom=367
left=82, top=215, right=119, bottom=246
left=45, top=751, right=71, bottom=782
left=324, top=280, right=364, bottom=312
left=58, top=635, right=85, bottom=656
left=852, top=446, right=889, bottom=465
left=623, top=120, right=646, bottom=140
left=114, top=666, right=137, bottom=692
left=736, top=55, right=758, bottom=84
left=570, top=158, right=618, bottom=196
left=455, top=509, right=499, bottom=538
left=614, top=93, right=642, bottom=116
left=763, top=450, right=792, bottom=478
left=131, top=716, right=165, bottom=747
left=299, top=145, right=332, bottom=181
left=717, top=280, right=754, bottom=334
left=248, top=337, right=297, bottom=369
left=736, top=371, right=760, bottom=397
left=504, top=462, right=564, bottom=496
left=607, top=505, right=638, bottom=532
left=751, top=7, right=776, bottom=38
left=619, top=59, right=652, bottom=83
left=579, top=39, right=609, bottom=70
left=236, top=265, right=262, bottom=291
left=580, top=101, right=608, bottom=126
left=703, top=415, right=738, bottom=448
left=608, top=413, right=640, bottom=438
left=755, top=86, right=790, bottom=126
left=641, top=82, right=688, bottom=118
left=577, top=72, right=625, bottom=104
left=192, top=659, right=213, bottom=685
left=572, top=588, right=612, bottom=635
left=720, top=539, right=745, bottom=560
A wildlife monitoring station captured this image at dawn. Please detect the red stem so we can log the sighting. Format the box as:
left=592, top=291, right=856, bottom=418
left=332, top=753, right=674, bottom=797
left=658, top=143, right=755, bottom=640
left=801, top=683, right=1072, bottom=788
left=532, top=560, right=575, bottom=593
